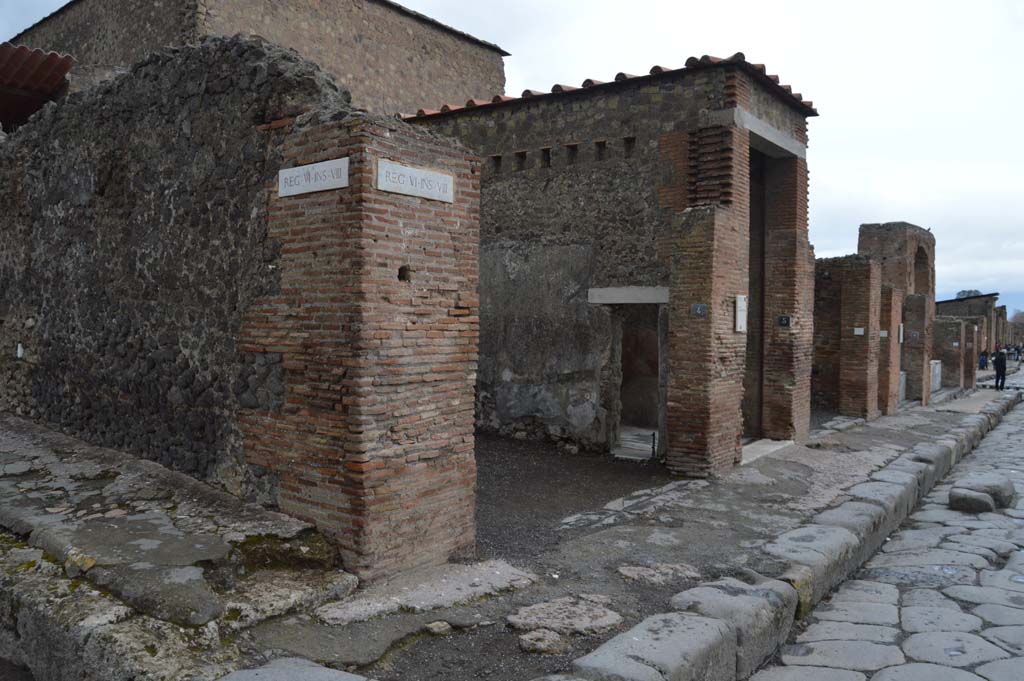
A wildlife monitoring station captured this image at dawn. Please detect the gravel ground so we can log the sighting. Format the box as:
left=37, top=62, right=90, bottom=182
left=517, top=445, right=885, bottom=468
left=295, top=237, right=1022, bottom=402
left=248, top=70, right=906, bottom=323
left=474, top=434, right=676, bottom=564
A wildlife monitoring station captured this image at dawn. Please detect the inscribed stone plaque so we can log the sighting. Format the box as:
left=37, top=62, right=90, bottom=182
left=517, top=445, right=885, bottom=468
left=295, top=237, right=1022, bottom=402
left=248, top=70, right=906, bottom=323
left=854, top=327, right=865, bottom=336
left=880, top=330, right=889, bottom=338
left=278, top=158, right=349, bottom=197
left=735, top=295, right=748, bottom=333
left=377, top=159, right=454, bottom=203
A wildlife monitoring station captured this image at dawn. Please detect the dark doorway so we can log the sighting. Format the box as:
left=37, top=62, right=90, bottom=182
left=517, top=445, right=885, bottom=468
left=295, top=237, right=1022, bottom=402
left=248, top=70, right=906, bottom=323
left=743, top=148, right=768, bottom=438
left=614, top=304, right=660, bottom=460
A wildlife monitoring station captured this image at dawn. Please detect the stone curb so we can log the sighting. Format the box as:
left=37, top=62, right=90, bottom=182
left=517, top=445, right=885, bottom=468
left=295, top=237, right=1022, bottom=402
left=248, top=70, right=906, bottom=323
left=536, top=392, right=1022, bottom=681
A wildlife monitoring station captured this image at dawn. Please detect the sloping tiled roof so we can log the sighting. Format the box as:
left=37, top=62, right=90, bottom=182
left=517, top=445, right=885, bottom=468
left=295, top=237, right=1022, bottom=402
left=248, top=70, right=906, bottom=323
left=405, top=52, right=817, bottom=120
left=0, top=42, right=75, bottom=130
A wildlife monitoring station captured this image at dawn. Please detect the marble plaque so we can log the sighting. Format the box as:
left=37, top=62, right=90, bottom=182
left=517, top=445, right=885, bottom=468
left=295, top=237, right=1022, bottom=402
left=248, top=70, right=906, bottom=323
left=278, top=158, right=349, bottom=197
left=377, top=159, right=454, bottom=203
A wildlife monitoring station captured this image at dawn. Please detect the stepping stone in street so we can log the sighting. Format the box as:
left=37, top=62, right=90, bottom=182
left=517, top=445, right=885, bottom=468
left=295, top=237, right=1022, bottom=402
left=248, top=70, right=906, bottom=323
left=780, top=641, right=905, bottom=671
left=900, top=606, right=982, bottom=633
left=831, top=580, right=900, bottom=604
left=981, top=626, right=1024, bottom=655
left=749, top=667, right=866, bottom=681
left=882, top=528, right=964, bottom=554
left=871, top=663, right=987, bottom=681
left=950, top=472, right=1016, bottom=510
left=902, top=589, right=962, bottom=610
left=975, top=657, right=1024, bottom=681
left=949, top=488, right=997, bottom=514
left=901, top=632, right=1009, bottom=668
left=973, top=604, right=1024, bottom=625
left=797, top=621, right=899, bottom=644
left=814, top=601, right=899, bottom=626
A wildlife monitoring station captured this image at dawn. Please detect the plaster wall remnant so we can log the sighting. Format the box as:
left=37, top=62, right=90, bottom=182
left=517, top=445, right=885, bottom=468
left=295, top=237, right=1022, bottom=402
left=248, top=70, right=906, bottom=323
left=0, top=36, right=480, bottom=579
left=410, top=53, right=817, bottom=476
left=8, top=0, right=507, bottom=115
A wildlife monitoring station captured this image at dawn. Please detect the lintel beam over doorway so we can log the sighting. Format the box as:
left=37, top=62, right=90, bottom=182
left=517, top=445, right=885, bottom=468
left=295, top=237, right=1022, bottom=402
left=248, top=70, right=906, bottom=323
left=701, top=107, right=807, bottom=159
left=588, top=287, right=669, bottom=305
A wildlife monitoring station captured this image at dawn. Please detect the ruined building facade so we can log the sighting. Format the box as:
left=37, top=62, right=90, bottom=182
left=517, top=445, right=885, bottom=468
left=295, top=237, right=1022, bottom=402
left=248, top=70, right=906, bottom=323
left=410, top=55, right=818, bottom=476
left=0, top=37, right=480, bottom=578
left=10, top=0, right=508, bottom=114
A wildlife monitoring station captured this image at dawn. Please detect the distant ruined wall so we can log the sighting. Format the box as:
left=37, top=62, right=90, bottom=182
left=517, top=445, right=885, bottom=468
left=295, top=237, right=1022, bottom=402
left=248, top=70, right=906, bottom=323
left=10, top=0, right=506, bottom=115
left=0, top=36, right=348, bottom=501
left=202, top=0, right=506, bottom=114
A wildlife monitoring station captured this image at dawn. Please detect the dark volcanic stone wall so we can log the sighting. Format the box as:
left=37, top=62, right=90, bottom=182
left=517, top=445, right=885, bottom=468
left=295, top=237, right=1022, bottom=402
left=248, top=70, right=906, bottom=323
left=0, top=36, right=348, bottom=500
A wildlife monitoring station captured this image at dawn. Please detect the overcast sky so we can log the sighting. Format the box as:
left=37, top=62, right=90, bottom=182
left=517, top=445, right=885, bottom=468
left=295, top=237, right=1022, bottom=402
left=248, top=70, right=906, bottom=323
left=4, top=0, right=1023, bottom=314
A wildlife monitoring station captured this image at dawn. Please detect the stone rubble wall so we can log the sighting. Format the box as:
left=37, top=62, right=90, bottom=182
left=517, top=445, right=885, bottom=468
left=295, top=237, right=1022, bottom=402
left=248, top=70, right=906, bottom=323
left=0, top=36, right=349, bottom=503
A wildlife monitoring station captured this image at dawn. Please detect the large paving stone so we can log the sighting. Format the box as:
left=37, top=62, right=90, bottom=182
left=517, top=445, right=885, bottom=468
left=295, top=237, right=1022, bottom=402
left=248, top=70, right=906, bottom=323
left=216, top=658, right=368, bottom=680
left=900, top=606, right=982, bottom=632
left=860, top=564, right=978, bottom=588
left=882, top=528, right=965, bottom=554
left=901, top=631, right=1010, bottom=667
left=831, top=580, right=900, bottom=605
left=943, top=585, right=1024, bottom=609
left=975, top=658, right=1024, bottom=681
left=846, top=481, right=917, bottom=519
left=981, top=626, right=1024, bottom=654
left=973, top=604, right=1024, bottom=625
left=748, top=667, right=866, bottom=681
left=572, top=613, right=735, bottom=681
left=813, top=601, right=899, bottom=626
left=814, top=502, right=891, bottom=564
left=867, top=549, right=990, bottom=570
left=669, top=575, right=796, bottom=678
left=980, top=569, right=1024, bottom=594
left=797, top=621, right=899, bottom=644
left=901, top=589, right=962, bottom=610
left=780, top=640, right=905, bottom=671
left=945, top=534, right=1018, bottom=557
left=871, top=663, right=986, bottom=681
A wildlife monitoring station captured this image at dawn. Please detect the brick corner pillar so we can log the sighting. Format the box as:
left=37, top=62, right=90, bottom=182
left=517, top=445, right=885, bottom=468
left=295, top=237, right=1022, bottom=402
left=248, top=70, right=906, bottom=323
left=664, top=126, right=750, bottom=477
left=877, top=285, right=905, bottom=414
left=934, top=317, right=966, bottom=390
left=902, top=293, right=933, bottom=404
left=239, top=113, right=480, bottom=580
left=837, top=257, right=880, bottom=419
left=762, top=157, right=813, bottom=440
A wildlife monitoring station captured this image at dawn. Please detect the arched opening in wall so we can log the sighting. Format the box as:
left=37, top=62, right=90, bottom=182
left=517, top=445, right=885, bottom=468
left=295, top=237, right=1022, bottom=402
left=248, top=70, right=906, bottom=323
left=914, top=246, right=930, bottom=296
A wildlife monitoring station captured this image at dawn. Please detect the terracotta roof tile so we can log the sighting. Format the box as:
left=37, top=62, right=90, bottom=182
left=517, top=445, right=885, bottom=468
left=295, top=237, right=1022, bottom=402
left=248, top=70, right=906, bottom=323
left=0, top=41, right=75, bottom=129
left=410, top=51, right=816, bottom=121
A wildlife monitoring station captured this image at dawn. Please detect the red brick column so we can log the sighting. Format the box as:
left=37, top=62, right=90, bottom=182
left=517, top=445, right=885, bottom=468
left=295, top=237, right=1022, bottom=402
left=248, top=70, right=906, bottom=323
left=663, top=126, right=749, bottom=476
left=962, top=317, right=981, bottom=388
left=238, top=114, right=479, bottom=579
left=762, top=157, right=812, bottom=440
left=902, top=293, right=932, bottom=404
left=877, top=285, right=904, bottom=414
left=838, top=258, right=880, bottom=418
left=934, top=317, right=966, bottom=389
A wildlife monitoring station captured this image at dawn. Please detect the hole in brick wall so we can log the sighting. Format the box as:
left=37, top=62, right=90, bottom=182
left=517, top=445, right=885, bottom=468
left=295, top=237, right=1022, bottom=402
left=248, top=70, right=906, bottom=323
left=398, top=265, right=413, bottom=282
left=595, top=140, right=607, bottom=160
left=565, top=143, right=579, bottom=165
left=490, top=155, right=502, bottom=172
left=514, top=151, right=527, bottom=171
left=541, top=147, right=552, bottom=168
left=623, top=136, right=637, bottom=157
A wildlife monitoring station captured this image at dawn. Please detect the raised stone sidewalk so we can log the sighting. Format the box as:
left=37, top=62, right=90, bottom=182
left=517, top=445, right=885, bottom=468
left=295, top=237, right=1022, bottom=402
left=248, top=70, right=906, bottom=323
left=0, top=387, right=1020, bottom=680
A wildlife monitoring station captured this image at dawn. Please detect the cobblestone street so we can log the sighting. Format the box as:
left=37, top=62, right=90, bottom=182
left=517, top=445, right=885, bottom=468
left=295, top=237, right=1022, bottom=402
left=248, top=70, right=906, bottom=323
left=754, top=376, right=1024, bottom=681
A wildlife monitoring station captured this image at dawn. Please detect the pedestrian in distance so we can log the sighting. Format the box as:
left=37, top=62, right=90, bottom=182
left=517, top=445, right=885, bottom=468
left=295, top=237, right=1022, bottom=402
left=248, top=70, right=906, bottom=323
left=993, top=345, right=1007, bottom=390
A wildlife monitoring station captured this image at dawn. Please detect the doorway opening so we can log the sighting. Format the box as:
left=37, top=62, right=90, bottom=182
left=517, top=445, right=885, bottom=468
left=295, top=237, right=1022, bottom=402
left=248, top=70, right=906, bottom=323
left=613, top=304, right=660, bottom=460
left=743, top=148, right=768, bottom=439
